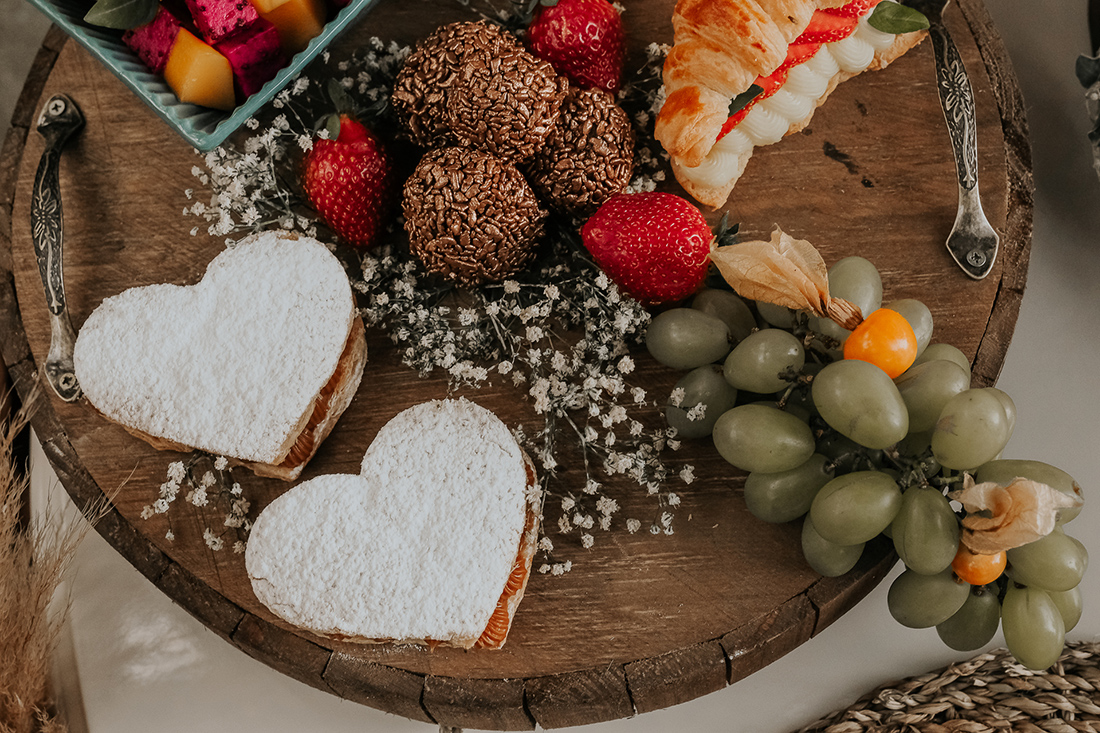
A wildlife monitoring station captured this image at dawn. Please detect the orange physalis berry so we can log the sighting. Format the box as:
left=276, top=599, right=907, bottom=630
left=951, top=544, right=1007, bottom=586
left=843, top=308, right=919, bottom=378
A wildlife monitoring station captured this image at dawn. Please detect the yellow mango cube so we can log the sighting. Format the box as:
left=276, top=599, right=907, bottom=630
left=252, top=0, right=326, bottom=54
left=164, top=29, right=237, bottom=111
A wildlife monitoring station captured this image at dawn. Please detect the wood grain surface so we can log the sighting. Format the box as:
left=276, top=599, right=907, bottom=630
left=0, top=0, right=1031, bottom=728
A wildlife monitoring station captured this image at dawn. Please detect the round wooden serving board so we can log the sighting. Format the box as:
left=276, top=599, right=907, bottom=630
left=1, top=0, right=1031, bottom=729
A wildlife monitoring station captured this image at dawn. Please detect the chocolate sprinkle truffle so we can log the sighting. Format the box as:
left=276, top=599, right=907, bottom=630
left=391, top=20, right=567, bottom=163
left=402, top=147, right=547, bottom=286
left=525, top=87, right=635, bottom=217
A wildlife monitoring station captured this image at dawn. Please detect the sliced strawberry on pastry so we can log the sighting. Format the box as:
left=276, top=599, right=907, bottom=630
left=822, top=0, right=884, bottom=18
left=795, top=9, right=862, bottom=44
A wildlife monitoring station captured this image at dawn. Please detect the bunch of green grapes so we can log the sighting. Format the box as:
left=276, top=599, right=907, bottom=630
left=647, top=256, right=1086, bottom=670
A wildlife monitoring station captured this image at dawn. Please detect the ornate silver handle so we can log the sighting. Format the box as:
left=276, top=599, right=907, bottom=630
left=31, top=93, right=85, bottom=402
left=921, top=8, right=999, bottom=280
left=927, top=24, right=979, bottom=192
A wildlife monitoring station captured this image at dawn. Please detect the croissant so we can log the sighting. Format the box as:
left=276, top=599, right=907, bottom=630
left=655, top=0, right=927, bottom=208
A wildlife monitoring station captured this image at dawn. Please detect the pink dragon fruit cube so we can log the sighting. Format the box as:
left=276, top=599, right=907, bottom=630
left=215, top=19, right=287, bottom=98
left=183, top=0, right=260, bottom=43
left=122, top=6, right=184, bottom=74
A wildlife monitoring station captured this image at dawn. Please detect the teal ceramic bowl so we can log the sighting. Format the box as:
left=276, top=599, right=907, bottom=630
left=26, top=0, right=381, bottom=150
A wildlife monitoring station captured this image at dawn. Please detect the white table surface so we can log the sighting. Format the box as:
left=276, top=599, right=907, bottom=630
left=14, top=1, right=1100, bottom=731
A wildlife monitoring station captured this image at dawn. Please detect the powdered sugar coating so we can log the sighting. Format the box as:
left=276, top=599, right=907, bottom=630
left=73, top=232, right=356, bottom=464
left=245, top=398, right=530, bottom=645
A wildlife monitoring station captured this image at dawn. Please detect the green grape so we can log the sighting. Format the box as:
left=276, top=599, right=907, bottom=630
left=712, top=404, right=815, bottom=473
left=692, top=288, right=757, bottom=343
left=811, top=256, right=883, bottom=344
left=1047, top=586, right=1083, bottom=633
left=931, top=388, right=1013, bottom=470
left=646, top=309, right=732, bottom=370
left=891, top=485, right=960, bottom=575
left=1005, top=528, right=1088, bottom=592
left=885, top=298, right=933, bottom=357
left=894, top=359, right=970, bottom=434
left=744, top=454, right=834, bottom=523
left=913, top=343, right=971, bottom=381
left=936, top=586, right=1001, bottom=652
left=802, top=515, right=864, bottom=577
left=980, top=387, right=1016, bottom=434
left=975, top=459, right=1083, bottom=524
left=812, top=359, right=909, bottom=449
left=756, top=301, right=797, bottom=329
left=723, top=328, right=805, bottom=394
left=809, top=470, right=902, bottom=545
left=887, top=568, right=970, bottom=628
left=665, top=365, right=739, bottom=439
left=1001, top=583, right=1065, bottom=670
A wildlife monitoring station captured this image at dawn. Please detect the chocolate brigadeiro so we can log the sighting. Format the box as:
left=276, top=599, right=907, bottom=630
left=525, top=86, right=635, bottom=218
left=391, top=20, right=567, bottom=163
left=402, top=147, right=547, bottom=286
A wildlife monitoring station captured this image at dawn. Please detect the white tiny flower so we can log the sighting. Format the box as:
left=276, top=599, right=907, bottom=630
left=233, top=541, right=246, bottom=554
left=668, top=492, right=681, bottom=506
left=538, top=537, right=554, bottom=552
left=213, top=456, right=228, bottom=471
left=538, top=564, right=551, bottom=574
left=669, top=387, right=685, bottom=407
left=165, top=530, right=175, bottom=542
left=140, top=505, right=154, bottom=520
left=203, top=529, right=224, bottom=551
left=153, top=498, right=170, bottom=514
left=561, top=497, right=576, bottom=511
left=686, top=403, right=707, bottom=422
left=679, top=465, right=696, bottom=484
left=581, top=534, right=594, bottom=549
left=504, top=280, right=520, bottom=294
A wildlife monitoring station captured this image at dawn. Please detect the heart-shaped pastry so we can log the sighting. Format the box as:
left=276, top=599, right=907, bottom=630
left=73, top=231, right=367, bottom=480
left=245, top=398, right=540, bottom=649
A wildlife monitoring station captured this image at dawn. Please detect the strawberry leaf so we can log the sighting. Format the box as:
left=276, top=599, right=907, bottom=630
left=868, top=3, right=929, bottom=34
left=728, top=85, right=763, bottom=117
left=83, top=0, right=157, bottom=29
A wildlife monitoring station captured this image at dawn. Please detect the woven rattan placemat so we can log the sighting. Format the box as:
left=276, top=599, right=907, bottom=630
left=797, top=641, right=1100, bottom=732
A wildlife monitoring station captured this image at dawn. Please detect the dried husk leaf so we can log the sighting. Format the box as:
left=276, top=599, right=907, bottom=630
left=708, top=228, right=863, bottom=330
left=950, top=476, right=1084, bottom=555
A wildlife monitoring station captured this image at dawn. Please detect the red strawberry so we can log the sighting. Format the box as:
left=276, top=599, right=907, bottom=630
left=822, top=0, right=882, bottom=18
left=795, top=10, right=861, bottom=44
left=581, top=192, right=714, bottom=306
left=301, top=114, right=394, bottom=249
left=527, top=0, right=625, bottom=95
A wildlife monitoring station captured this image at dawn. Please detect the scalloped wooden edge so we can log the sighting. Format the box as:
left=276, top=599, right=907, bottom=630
left=0, top=0, right=1032, bottom=726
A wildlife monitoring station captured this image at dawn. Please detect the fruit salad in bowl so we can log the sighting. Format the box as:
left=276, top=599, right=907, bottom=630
left=26, top=0, right=381, bottom=149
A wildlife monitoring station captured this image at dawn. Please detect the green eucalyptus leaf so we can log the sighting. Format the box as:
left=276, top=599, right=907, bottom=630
left=83, top=0, right=158, bottom=30
left=326, top=78, right=356, bottom=115
left=728, top=84, right=763, bottom=117
left=868, top=3, right=930, bottom=34
left=325, top=113, right=342, bottom=141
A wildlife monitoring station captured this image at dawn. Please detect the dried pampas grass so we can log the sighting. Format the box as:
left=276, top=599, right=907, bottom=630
left=0, top=392, right=98, bottom=733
